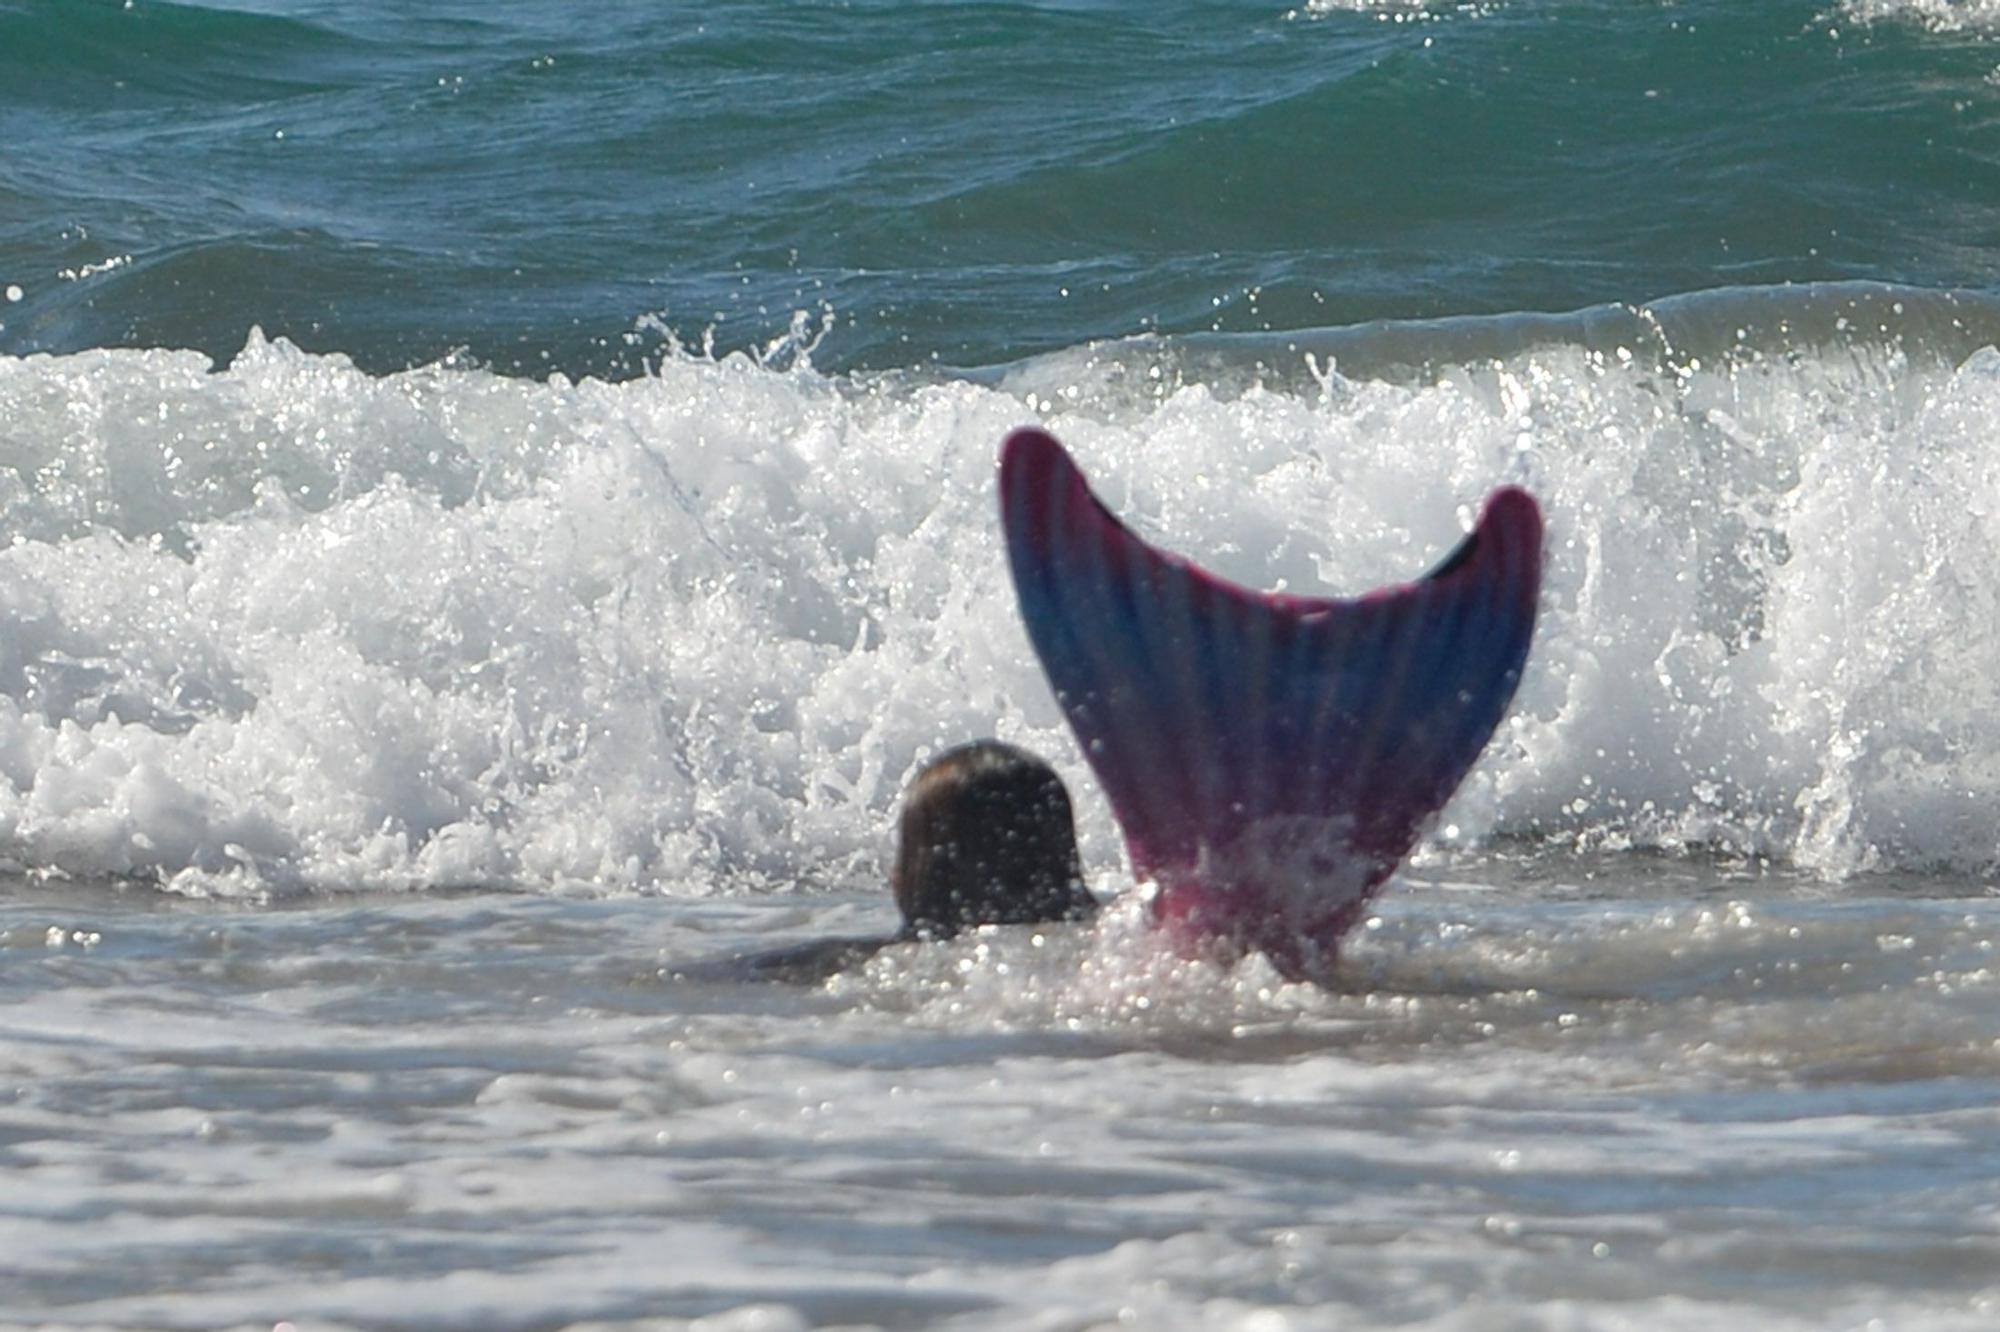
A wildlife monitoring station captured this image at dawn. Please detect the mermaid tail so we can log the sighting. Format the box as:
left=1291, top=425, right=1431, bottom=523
left=999, top=427, right=1541, bottom=977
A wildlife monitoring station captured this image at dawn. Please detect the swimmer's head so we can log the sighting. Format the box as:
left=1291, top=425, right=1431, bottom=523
left=893, top=740, right=1096, bottom=939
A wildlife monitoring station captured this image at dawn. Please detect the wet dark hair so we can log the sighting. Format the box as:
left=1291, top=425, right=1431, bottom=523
left=892, top=740, right=1096, bottom=939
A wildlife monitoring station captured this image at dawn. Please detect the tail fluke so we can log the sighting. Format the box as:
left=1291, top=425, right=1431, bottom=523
left=999, top=427, right=1541, bottom=977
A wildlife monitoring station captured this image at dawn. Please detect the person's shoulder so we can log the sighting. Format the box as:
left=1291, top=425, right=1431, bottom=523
left=728, top=935, right=894, bottom=984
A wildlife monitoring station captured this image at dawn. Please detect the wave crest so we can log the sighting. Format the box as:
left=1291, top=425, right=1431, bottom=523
left=3, top=291, right=1999, bottom=893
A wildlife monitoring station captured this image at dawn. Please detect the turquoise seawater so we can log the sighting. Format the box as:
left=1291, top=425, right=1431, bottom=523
left=7, top=0, right=2000, bottom=373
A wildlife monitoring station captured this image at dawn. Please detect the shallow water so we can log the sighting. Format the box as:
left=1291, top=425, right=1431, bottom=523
left=6, top=855, right=2000, bottom=1331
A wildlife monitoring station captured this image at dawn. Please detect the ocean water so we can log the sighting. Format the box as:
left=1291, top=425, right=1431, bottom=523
left=5, top=0, right=2000, bottom=1328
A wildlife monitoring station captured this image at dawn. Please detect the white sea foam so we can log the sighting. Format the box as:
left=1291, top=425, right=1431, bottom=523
left=1838, top=0, right=2000, bottom=36
left=3, top=317, right=2000, bottom=895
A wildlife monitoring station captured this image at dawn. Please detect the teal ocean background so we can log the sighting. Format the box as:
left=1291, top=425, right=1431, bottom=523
left=7, top=0, right=2000, bottom=374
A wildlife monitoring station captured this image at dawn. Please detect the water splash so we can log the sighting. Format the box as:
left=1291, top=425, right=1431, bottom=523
left=3, top=294, right=2000, bottom=894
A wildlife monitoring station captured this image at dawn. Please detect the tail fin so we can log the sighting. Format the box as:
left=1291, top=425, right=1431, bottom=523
left=999, top=428, right=1541, bottom=977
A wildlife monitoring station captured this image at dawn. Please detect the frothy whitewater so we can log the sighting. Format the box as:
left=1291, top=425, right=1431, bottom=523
left=6, top=288, right=2000, bottom=896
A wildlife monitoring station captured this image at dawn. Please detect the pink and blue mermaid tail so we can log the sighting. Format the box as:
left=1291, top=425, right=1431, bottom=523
left=999, top=428, right=1543, bottom=979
